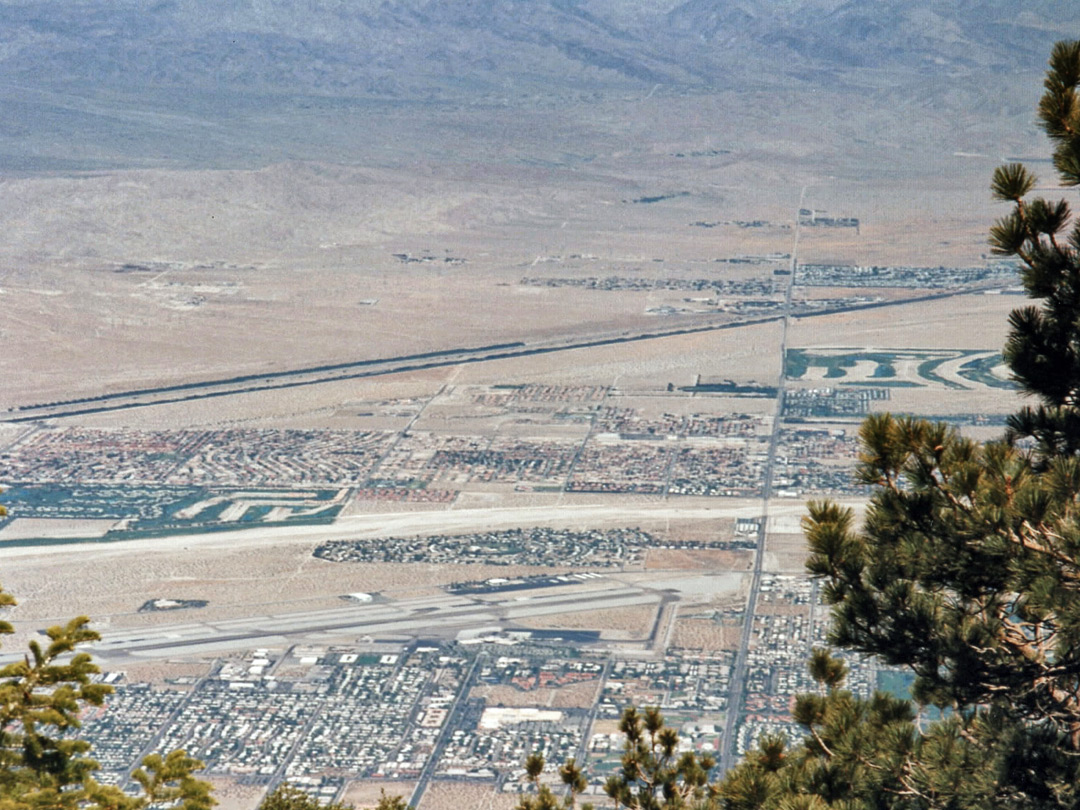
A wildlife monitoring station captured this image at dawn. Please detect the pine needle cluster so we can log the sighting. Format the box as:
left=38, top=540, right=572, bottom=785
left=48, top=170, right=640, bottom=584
left=533, top=39, right=1080, bottom=810
left=0, top=583, right=215, bottom=810
left=721, top=38, right=1080, bottom=810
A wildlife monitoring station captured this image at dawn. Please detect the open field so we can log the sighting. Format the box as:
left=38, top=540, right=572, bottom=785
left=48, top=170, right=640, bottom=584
left=671, top=619, right=743, bottom=652
left=416, top=782, right=517, bottom=810
left=470, top=680, right=602, bottom=710
left=787, top=293, right=1017, bottom=353
left=0, top=89, right=1018, bottom=415
left=341, top=782, right=418, bottom=810
left=644, top=549, right=752, bottom=571
left=0, top=517, right=116, bottom=540
left=514, top=604, right=659, bottom=639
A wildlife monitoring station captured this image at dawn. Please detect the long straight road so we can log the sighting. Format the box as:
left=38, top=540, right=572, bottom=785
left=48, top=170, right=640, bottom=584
left=719, top=189, right=806, bottom=774
left=6, top=287, right=974, bottom=424
left=408, top=653, right=484, bottom=808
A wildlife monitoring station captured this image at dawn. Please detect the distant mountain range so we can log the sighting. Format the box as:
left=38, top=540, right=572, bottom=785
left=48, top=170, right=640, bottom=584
left=3, top=0, right=1077, bottom=98
left=0, top=1, right=1076, bottom=169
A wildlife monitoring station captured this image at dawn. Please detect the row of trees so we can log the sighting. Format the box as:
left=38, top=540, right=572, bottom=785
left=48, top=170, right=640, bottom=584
left=3, top=37, right=1080, bottom=810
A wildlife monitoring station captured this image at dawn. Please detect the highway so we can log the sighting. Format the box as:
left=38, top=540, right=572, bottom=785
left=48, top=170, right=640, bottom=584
left=3, top=288, right=974, bottom=423
left=1, top=502, right=799, bottom=557
left=5, top=318, right=781, bottom=422
left=719, top=191, right=805, bottom=774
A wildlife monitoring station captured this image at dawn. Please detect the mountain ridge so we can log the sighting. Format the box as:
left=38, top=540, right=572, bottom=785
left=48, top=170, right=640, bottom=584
left=1, top=0, right=1074, bottom=171
left=4, top=0, right=1078, bottom=97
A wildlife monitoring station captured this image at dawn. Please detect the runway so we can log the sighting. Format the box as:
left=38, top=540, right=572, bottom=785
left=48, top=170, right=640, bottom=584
left=77, top=578, right=666, bottom=662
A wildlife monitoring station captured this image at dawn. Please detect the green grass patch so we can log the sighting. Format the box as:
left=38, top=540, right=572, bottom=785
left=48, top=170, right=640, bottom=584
left=916, top=357, right=967, bottom=389
left=871, top=362, right=896, bottom=378
left=957, top=354, right=1016, bottom=389
left=785, top=349, right=810, bottom=379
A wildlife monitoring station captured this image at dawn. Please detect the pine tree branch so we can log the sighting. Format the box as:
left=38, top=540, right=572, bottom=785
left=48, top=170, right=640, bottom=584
left=806, top=724, right=834, bottom=759
left=1012, top=523, right=1080, bottom=581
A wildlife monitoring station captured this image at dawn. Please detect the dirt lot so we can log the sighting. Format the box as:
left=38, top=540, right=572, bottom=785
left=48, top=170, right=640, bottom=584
left=644, top=548, right=753, bottom=572
left=202, top=778, right=267, bottom=810
left=417, top=782, right=519, bottom=810
left=470, top=679, right=601, bottom=710
left=341, top=781, right=418, bottom=809
left=670, top=619, right=743, bottom=651
left=515, top=604, right=658, bottom=639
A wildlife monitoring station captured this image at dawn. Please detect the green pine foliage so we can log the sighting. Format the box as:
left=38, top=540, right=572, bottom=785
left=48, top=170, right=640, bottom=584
left=516, top=707, right=716, bottom=810
left=720, top=413, right=1080, bottom=806
left=257, top=784, right=410, bottom=810
left=993, top=40, right=1080, bottom=458
left=515, top=750, right=591, bottom=810
left=602, top=706, right=716, bottom=810
left=806, top=415, right=1080, bottom=734
left=722, top=39, right=1080, bottom=810
left=0, top=582, right=215, bottom=810
left=539, top=39, right=1080, bottom=810
left=720, top=649, right=1080, bottom=809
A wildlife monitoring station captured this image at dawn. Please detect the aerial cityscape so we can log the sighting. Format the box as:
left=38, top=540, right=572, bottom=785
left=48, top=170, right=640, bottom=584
left=2, top=2, right=1079, bottom=809
left=0, top=247, right=1022, bottom=808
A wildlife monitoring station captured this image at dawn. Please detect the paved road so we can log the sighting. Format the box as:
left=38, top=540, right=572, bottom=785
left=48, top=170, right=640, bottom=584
left=719, top=191, right=805, bottom=774
left=5, top=317, right=783, bottom=422
left=5, top=287, right=975, bottom=424
left=3, top=502, right=795, bottom=558
left=408, top=653, right=484, bottom=808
